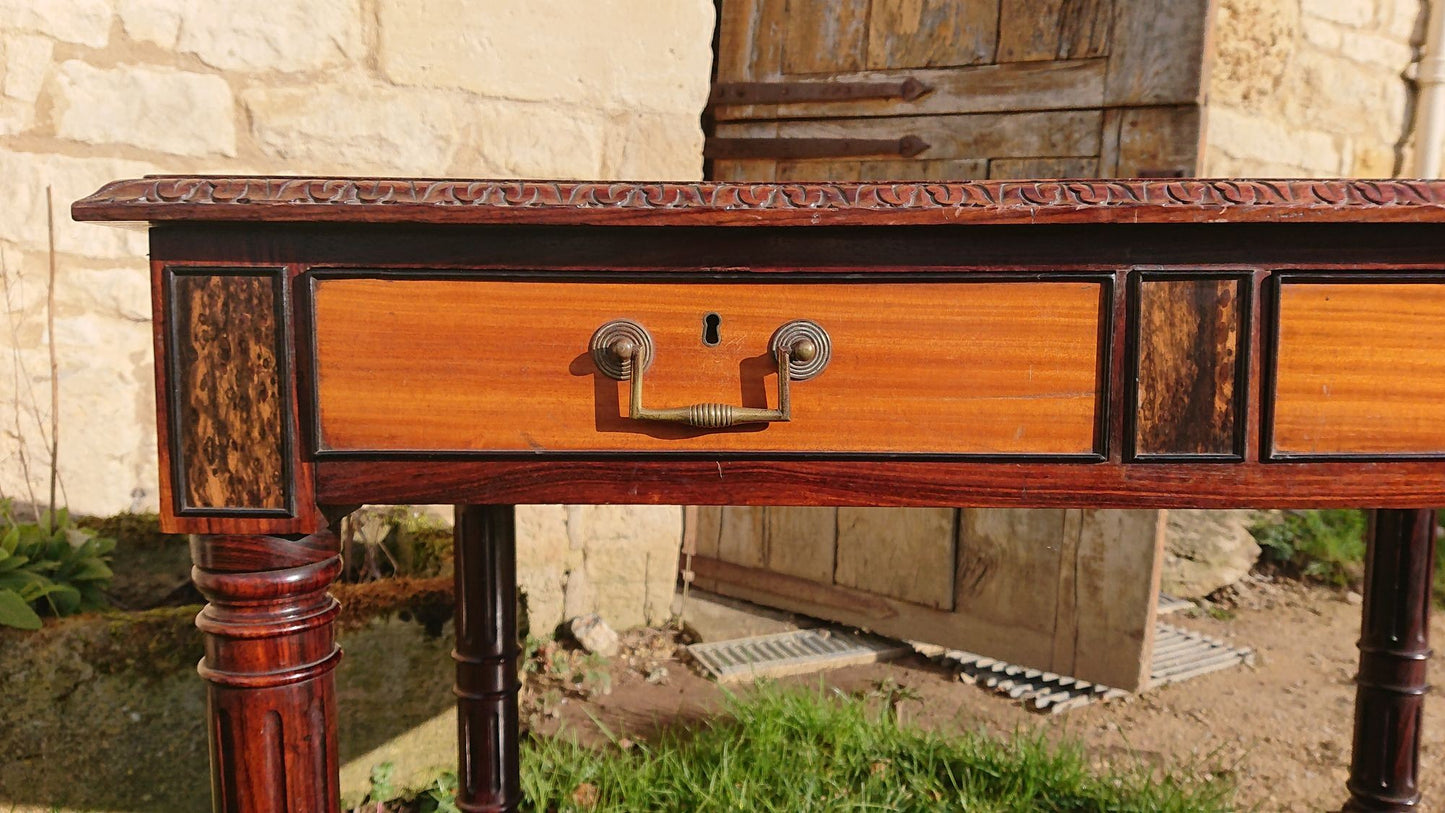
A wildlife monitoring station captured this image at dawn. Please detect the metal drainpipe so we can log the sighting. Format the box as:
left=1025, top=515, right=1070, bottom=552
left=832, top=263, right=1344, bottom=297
left=1416, top=0, right=1445, bottom=176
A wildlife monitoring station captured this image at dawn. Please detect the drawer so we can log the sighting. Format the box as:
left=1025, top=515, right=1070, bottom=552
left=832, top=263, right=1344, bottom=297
left=1272, top=278, right=1445, bottom=458
left=310, top=277, right=1107, bottom=457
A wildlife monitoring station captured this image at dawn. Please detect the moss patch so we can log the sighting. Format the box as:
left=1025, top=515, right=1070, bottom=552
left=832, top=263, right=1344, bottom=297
left=334, top=576, right=453, bottom=634
left=0, top=576, right=462, bottom=812
left=76, top=511, right=185, bottom=550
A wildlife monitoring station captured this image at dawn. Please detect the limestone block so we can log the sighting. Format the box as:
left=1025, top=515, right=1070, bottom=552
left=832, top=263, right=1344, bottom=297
left=62, top=265, right=151, bottom=323
left=1340, top=29, right=1416, bottom=70
left=1301, top=17, right=1343, bottom=49
left=2, top=245, right=156, bottom=518
left=450, top=100, right=609, bottom=179
left=1202, top=148, right=1315, bottom=178
left=49, top=314, right=155, bottom=516
left=571, top=505, right=682, bottom=630
left=0, top=98, right=34, bottom=136
left=0, top=151, right=154, bottom=259
left=1301, top=0, right=1374, bottom=27
left=568, top=613, right=620, bottom=657
left=0, top=35, right=52, bottom=135
left=561, top=565, right=596, bottom=622
left=118, top=0, right=183, bottom=49
left=0, top=0, right=112, bottom=48
left=55, top=62, right=236, bottom=158
left=378, top=0, right=714, bottom=115
left=1352, top=142, right=1398, bottom=176
left=1210, top=0, right=1298, bottom=111
left=1161, top=509, right=1261, bottom=599
left=175, top=0, right=364, bottom=73
left=1386, top=0, right=1424, bottom=40
left=1206, top=107, right=1343, bottom=175
left=516, top=504, right=574, bottom=635
left=1288, top=49, right=1407, bottom=136
left=602, top=111, right=706, bottom=181
left=3, top=34, right=54, bottom=103
left=243, top=82, right=461, bottom=176
left=517, top=505, right=570, bottom=564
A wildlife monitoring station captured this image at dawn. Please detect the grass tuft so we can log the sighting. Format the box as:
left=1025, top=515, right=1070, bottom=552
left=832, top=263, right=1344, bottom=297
left=515, top=683, right=1234, bottom=813
left=1251, top=510, right=1445, bottom=606
left=1252, top=509, right=1366, bottom=588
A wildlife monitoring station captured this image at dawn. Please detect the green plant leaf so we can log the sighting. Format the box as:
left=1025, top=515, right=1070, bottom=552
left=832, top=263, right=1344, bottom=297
left=68, top=560, right=113, bottom=582
left=38, top=508, right=70, bottom=535
left=366, top=761, right=397, bottom=804
left=0, top=510, right=113, bottom=618
left=23, top=580, right=68, bottom=603
left=0, top=570, right=44, bottom=593
left=45, top=584, right=82, bottom=616
left=0, top=588, right=42, bottom=630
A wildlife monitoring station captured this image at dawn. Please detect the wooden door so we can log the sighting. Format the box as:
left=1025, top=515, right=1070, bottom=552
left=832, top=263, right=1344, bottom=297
left=708, top=0, right=1209, bottom=182
left=689, top=507, right=1167, bottom=690
left=691, top=0, right=1213, bottom=691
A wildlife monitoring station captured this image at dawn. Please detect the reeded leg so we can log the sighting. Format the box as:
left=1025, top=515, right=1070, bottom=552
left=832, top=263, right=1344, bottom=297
left=454, top=505, right=522, bottom=812
left=190, top=530, right=343, bottom=813
left=1346, top=509, right=1438, bottom=811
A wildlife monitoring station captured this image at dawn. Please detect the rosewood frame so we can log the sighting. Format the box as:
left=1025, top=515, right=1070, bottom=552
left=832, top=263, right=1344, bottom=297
left=74, top=177, right=1445, bottom=812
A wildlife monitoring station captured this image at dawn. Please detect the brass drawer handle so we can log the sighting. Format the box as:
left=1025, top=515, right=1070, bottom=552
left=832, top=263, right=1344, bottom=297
left=590, top=319, right=831, bottom=429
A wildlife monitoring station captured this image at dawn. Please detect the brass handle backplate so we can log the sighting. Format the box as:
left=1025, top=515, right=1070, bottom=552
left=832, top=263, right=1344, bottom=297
left=589, top=318, right=831, bottom=429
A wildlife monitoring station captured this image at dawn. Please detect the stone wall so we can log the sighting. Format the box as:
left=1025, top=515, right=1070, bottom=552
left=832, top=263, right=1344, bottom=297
left=1205, top=0, right=1424, bottom=176
left=0, top=0, right=714, bottom=632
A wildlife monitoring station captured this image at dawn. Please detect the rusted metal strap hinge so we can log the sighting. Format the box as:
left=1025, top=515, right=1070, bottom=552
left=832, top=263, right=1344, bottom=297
left=710, top=77, right=933, bottom=107
left=704, top=135, right=930, bottom=161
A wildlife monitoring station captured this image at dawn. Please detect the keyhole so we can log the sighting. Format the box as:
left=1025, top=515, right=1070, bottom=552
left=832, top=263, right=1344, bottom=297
left=702, top=312, right=722, bottom=346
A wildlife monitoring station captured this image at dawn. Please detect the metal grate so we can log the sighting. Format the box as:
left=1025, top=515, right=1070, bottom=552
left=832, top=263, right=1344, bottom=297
left=1156, top=593, right=1194, bottom=616
left=1149, top=623, right=1254, bottom=686
left=688, top=628, right=911, bottom=683
left=944, top=622, right=1253, bottom=714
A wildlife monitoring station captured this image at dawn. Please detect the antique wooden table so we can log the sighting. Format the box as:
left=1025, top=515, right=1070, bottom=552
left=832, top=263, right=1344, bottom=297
left=74, top=176, right=1445, bottom=812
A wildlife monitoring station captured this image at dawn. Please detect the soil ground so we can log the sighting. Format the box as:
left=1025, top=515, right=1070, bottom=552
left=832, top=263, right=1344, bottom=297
left=528, top=577, right=1444, bottom=812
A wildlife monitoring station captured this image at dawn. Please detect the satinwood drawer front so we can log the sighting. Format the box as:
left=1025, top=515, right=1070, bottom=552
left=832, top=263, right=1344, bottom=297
left=310, top=277, right=1107, bottom=456
left=1272, top=277, right=1445, bottom=458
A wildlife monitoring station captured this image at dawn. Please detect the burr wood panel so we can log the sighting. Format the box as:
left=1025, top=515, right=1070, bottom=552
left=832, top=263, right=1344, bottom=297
left=1272, top=280, right=1445, bottom=457
left=310, top=278, right=1106, bottom=456
left=1132, top=276, right=1245, bottom=458
left=168, top=269, right=289, bottom=512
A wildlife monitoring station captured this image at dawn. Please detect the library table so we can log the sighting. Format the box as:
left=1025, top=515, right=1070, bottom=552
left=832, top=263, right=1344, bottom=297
left=74, top=177, right=1445, bottom=812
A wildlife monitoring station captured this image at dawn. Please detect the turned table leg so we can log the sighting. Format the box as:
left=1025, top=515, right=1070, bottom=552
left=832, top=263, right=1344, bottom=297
left=454, top=505, right=522, bottom=812
left=1346, top=508, right=1438, bottom=811
left=190, top=530, right=344, bottom=813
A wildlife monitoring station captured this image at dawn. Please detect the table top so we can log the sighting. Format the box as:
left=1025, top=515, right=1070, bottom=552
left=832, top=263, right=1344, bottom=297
left=68, top=174, right=1445, bottom=530
left=71, top=175, right=1445, bottom=227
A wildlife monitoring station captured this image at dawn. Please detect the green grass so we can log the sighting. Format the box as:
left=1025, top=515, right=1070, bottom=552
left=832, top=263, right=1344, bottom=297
left=1251, top=509, right=1366, bottom=588
left=1251, top=510, right=1445, bottom=605
left=508, top=684, right=1234, bottom=813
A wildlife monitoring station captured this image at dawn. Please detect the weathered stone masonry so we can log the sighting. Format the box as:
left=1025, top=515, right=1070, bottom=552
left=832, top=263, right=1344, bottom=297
left=0, top=0, right=714, bottom=633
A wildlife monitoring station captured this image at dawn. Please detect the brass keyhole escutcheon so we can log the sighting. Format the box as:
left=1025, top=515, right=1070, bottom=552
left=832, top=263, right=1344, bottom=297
left=702, top=312, right=722, bottom=346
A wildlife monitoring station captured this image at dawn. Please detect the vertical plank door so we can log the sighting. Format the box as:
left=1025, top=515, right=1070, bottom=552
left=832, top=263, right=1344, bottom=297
left=691, top=0, right=1213, bottom=690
